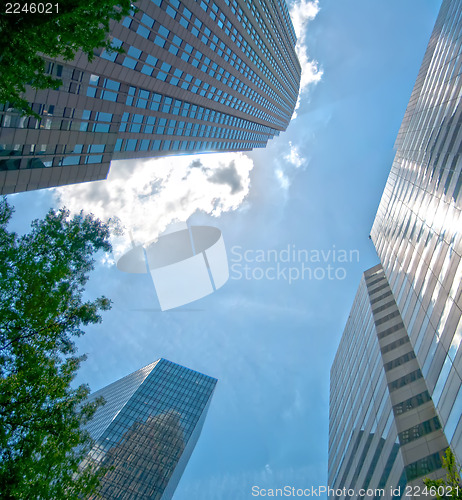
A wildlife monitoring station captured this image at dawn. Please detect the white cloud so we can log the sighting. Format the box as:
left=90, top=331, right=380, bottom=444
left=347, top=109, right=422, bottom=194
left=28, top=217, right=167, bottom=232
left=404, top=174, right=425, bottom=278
left=290, top=0, right=319, bottom=35
left=290, top=0, right=323, bottom=116
left=53, top=152, right=253, bottom=258
left=284, top=142, right=305, bottom=169
left=273, top=141, right=309, bottom=191
left=275, top=168, right=290, bottom=191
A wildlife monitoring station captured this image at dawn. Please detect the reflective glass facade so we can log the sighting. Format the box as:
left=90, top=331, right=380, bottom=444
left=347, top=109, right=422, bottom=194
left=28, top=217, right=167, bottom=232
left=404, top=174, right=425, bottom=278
left=329, top=266, right=448, bottom=499
left=82, top=358, right=217, bottom=499
left=0, top=0, right=301, bottom=193
left=371, top=0, right=462, bottom=464
left=330, top=0, right=462, bottom=495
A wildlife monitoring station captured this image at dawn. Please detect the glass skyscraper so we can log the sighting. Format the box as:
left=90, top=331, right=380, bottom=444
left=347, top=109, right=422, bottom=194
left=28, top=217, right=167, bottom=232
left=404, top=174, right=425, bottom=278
left=330, top=0, right=462, bottom=496
left=0, top=0, right=301, bottom=193
left=82, top=358, right=217, bottom=499
left=330, top=266, right=449, bottom=498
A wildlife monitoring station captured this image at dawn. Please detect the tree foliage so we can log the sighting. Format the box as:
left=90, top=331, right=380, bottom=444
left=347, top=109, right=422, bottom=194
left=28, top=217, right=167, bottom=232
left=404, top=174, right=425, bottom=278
left=0, top=0, right=134, bottom=114
left=424, top=448, right=462, bottom=499
left=0, top=197, right=112, bottom=499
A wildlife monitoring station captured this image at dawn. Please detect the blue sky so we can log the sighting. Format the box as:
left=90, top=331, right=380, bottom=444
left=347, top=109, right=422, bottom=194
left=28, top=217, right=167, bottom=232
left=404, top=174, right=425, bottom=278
left=8, top=1, right=443, bottom=498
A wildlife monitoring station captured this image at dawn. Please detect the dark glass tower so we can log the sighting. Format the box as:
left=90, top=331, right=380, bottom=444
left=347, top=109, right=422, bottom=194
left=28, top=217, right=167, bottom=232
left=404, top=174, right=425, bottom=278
left=82, top=358, right=217, bottom=499
left=329, top=0, right=462, bottom=496
left=0, top=0, right=301, bottom=193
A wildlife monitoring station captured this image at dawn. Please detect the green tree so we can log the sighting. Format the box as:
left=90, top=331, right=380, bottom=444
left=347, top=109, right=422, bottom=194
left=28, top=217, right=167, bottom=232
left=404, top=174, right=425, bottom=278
left=0, top=0, right=134, bottom=115
left=424, top=448, right=462, bottom=499
left=0, top=197, right=112, bottom=499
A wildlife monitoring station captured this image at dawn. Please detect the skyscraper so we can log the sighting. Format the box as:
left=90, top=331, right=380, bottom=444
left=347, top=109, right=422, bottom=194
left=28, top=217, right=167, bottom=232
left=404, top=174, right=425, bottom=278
left=329, top=0, right=462, bottom=495
left=329, top=266, right=450, bottom=498
left=82, top=358, right=217, bottom=499
left=0, top=0, right=301, bottom=193
left=370, top=0, right=462, bottom=464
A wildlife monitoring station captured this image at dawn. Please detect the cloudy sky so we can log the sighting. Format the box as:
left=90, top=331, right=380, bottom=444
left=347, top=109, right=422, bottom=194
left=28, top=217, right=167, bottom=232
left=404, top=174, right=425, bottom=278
left=8, top=0, right=443, bottom=498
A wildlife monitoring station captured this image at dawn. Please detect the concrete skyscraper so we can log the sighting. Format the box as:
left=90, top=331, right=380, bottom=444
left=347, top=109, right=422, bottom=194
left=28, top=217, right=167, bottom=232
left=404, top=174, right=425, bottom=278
left=329, top=0, right=462, bottom=496
left=82, top=358, right=217, bottom=499
left=0, top=0, right=301, bottom=193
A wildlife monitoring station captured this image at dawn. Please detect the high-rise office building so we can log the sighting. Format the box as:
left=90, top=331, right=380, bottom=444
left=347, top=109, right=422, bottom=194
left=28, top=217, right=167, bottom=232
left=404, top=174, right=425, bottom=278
left=330, top=0, right=462, bottom=495
left=0, top=0, right=301, bottom=193
left=329, top=266, right=450, bottom=498
left=82, top=358, right=217, bottom=499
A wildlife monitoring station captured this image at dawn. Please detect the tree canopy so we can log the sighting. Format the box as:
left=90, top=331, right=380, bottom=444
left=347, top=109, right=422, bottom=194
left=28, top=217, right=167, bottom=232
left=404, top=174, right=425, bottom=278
left=0, top=0, right=133, bottom=114
left=424, top=448, right=462, bottom=499
left=0, top=197, right=112, bottom=498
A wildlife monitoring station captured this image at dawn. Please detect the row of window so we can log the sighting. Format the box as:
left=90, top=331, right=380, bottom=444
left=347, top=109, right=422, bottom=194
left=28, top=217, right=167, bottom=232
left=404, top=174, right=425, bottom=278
left=99, top=28, right=289, bottom=125
left=202, top=0, right=300, bottom=91
left=122, top=0, right=297, bottom=114
left=83, top=77, right=278, bottom=144
left=114, top=136, right=256, bottom=153
left=239, top=0, right=300, bottom=83
left=167, top=0, right=297, bottom=98
left=119, top=114, right=268, bottom=142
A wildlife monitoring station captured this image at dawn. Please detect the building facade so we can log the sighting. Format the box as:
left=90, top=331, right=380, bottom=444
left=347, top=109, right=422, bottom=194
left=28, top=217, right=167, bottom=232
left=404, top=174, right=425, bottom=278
left=82, top=358, right=217, bottom=499
left=0, top=0, right=301, bottom=193
left=329, top=266, right=450, bottom=499
left=370, top=0, right=462, bottom=465
left=330, top=0, right=462, bottom=495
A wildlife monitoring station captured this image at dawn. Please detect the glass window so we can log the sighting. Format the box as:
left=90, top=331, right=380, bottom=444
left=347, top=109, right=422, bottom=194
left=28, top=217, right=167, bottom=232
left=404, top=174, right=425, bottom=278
left=102, top=90, right=117, bottom=102
left=93, top=123, right=110, bottom=132
left=61, top=156, right=80, bottom=166
left=146, top=55, right=158, bottom=67
left=158, top=25, right=169, bottom=38
left=166, top=6, right=176, bottom=18
left=123, top=58, right=137, bottom=69
left=86, top=155, right=103, bottom=164
left=125, top=139, right=137, bottom=151
left=154, top=36, right=165, bottom=48
left=96, top=112, right=113, bottom=121
left=141, top=13, right=154, bottom=27
left=104, top=79, right=120, bottom=91
left=172, top=35, right=182, bottom=46
left=137, top=25, right=150, bottom=38
left=128, top=47, right=142, bottom=59
left=89, top=144, right=105, bottom=153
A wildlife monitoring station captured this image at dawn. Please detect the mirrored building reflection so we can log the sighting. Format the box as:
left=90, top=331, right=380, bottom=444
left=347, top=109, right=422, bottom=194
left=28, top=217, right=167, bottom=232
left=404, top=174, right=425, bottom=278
left=83, top=358, right=217, bottom=499
left=330, top=0, right=462, bottom=496
left=0, top=0, right=301, bottom=193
